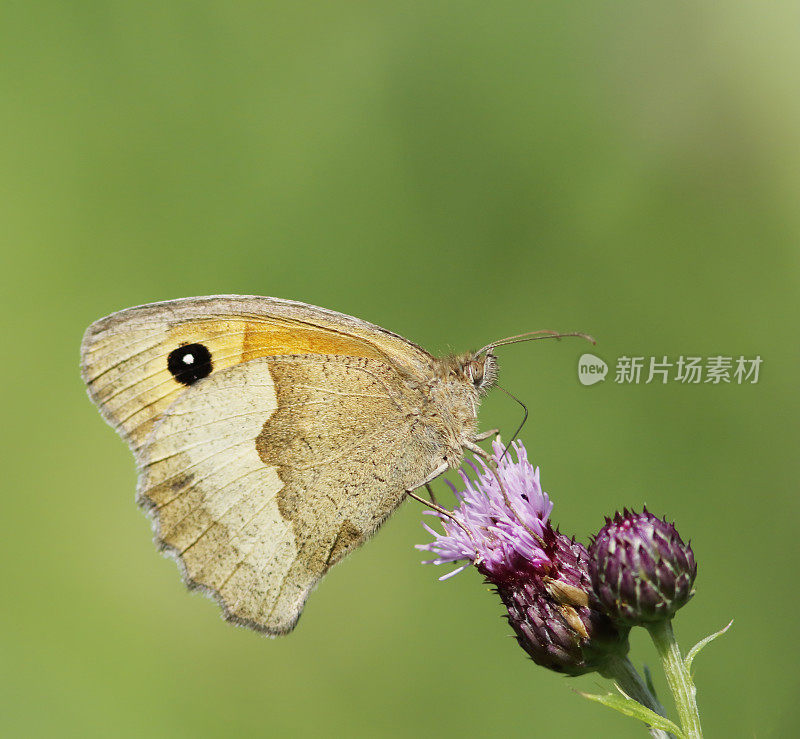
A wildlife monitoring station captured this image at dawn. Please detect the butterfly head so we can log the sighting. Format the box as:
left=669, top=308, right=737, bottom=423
left=464, top=351, right=498, bottom=395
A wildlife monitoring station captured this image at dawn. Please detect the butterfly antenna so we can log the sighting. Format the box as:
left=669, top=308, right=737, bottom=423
left=476, top=329, right=595, bottom=357
left=494, top=384, right=528, bottom=462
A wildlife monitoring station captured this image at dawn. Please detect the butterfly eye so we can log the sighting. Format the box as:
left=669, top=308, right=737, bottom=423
left=466, top=360, right=484, bottom=387
left=168, top=343, right=213, bottom=385
left=477, top=354, right=498, bottom=393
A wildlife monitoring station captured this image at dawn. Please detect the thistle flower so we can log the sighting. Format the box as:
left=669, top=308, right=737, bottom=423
left=589, top=509, right=697, bottom=626
left=418, top=440, right=629, bottom=676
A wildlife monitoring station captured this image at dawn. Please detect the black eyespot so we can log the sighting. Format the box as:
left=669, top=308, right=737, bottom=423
left=167, top=343, right=213, bottom=385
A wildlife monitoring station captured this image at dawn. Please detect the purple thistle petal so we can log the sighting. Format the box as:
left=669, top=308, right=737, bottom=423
left=418, top=440, right=553, bottom=580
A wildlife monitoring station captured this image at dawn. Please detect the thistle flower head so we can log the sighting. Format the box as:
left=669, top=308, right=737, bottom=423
left=589, top=508, right=697, bottom=626
left=418, top=440, right=553, bottom=580
left=419, top=440, right=629, bottom=675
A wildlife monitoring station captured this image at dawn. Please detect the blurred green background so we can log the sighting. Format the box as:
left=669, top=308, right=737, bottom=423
left=2, top=2, right=798, bottom=737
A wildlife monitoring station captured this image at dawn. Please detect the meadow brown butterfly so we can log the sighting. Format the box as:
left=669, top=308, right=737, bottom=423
left=81, top=296, right=584, bottom=634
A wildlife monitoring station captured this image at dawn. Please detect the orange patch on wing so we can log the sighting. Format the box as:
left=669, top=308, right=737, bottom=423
left=166, top=317, right=388, bottom=372
left=241, top=321, right=387, bottom=362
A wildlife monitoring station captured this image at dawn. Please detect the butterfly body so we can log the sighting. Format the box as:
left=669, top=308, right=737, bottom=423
left=81, top=296, right=496, bottom=634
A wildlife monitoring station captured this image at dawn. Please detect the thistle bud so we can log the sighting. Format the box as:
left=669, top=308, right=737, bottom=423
left=589, top=509, right=697, bottom=626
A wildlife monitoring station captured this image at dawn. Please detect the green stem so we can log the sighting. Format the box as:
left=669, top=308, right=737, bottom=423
left=647, top=619, right=702, bottom=738
left=600, top=655, right=673, bottom=739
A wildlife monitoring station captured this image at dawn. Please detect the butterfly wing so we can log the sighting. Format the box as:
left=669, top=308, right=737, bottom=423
left=81, top=296, right=437, bottom=634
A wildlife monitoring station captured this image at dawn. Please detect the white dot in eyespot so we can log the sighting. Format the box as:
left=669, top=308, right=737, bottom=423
left=182, top=353, right=195, bottom=365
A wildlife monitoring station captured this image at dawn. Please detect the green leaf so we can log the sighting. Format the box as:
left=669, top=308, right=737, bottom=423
left=643, top=663, right=659, bottom=701
left=578, top=691, right=685, bottom=737
left=684, top=619, right=734, bottom=673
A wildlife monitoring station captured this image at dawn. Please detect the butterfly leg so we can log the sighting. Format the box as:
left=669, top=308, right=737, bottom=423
left=406, top=464, right=478, bottom=544
left=406, top=462, right=449, bottom=493
left=425, top=482, right=437, bottom=505
left=464, top=441, right=491, bottom=458
left=405, top=462, right=449, bottom=513
left=474, top=428, right=500, bottom=442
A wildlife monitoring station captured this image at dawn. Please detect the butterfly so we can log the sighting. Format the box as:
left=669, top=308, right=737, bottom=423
left=81, top=295, right=583, bottom=635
